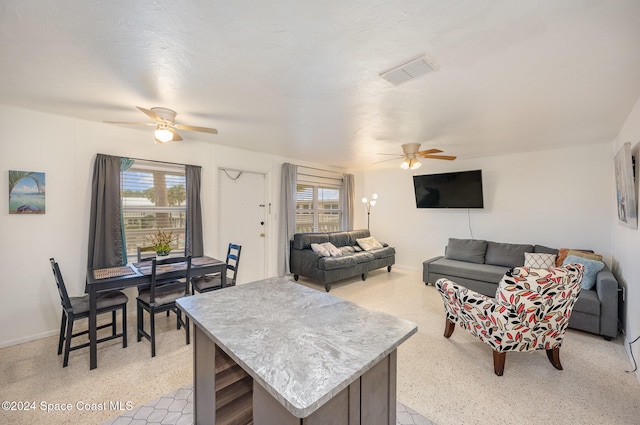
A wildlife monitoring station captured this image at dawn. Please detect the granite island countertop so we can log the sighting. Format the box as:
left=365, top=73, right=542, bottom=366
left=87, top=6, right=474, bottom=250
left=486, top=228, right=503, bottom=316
left=176, top=277, right=417, bottom=418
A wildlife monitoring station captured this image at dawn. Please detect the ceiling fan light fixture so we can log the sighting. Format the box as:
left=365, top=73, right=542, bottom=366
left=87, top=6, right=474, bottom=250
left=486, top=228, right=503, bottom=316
left=401, top=158, right=421, bottom=170
left=154, top=126, right=173, bottom=143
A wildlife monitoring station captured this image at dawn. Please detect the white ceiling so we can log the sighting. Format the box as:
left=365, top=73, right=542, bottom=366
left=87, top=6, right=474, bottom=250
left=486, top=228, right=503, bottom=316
left=1, top=1, right=640, bottom=169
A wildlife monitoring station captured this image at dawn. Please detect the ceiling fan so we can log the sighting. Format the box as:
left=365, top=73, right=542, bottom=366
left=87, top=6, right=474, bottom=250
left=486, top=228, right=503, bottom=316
left=104, top=106, right=218, bottom=144
left=375, top=143, right=456, bottom=170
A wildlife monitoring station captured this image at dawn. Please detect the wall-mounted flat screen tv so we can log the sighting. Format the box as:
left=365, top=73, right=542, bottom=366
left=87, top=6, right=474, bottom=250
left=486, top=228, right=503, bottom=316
left=413, top=169, right=484, bottom=208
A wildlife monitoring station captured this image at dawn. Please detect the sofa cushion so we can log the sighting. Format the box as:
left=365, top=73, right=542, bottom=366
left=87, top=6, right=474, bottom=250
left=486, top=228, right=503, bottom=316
left=445, top=238, right=487, bottom=264
left=429, top=257, right=508, bottom=284
left=348, top=229, right=371, bottom=245
left=293, top=233, right=329, bottom=250
left=368, top=246, right=396, bottom=259
left=351, top=252, right=376, bottom=264
left=318, top=255, right=357, bottom=271
left=328, top=232, right=352, bottom=248
left=573, top=288, right=600, bottom=315
left=485, top=241, right=533, bottom=268
left=567, top=249, right=603, bottom=262
left=534, top=244, right=559, bottom=255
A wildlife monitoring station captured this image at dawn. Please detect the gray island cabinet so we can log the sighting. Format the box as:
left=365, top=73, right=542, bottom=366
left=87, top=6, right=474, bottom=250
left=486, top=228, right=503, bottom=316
left=176, top=277, right=417, bottom=425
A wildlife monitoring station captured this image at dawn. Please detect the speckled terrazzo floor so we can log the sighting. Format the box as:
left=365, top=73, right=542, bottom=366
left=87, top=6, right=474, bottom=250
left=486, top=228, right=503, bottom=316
left=1, top=269, right=638, bottom=425
left=99, top=383, right=435, bottom=425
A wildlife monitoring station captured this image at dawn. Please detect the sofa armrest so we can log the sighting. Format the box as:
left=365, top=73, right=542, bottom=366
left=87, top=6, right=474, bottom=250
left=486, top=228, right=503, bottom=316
left=423, top=256, right=444, bottom=285
left=290, top=248, right=322, bottom=276
left=595, top=266, right=619, bottom=338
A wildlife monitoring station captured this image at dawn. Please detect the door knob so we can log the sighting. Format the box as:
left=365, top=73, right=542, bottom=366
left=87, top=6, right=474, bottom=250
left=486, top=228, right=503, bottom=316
left=260, top=233, right=265, bottom=237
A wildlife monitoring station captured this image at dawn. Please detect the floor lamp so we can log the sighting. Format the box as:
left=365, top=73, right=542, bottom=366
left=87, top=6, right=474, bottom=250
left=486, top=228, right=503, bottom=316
left=362, top=194, right=378, bottom=229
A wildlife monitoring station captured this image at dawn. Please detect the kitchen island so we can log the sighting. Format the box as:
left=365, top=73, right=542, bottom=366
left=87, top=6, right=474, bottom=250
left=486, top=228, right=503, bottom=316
left=176, top=277, right=417, bottom=425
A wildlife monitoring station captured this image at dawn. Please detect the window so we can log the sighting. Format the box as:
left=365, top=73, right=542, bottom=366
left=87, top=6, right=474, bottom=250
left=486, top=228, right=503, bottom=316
left=121, top=160, right=187, bottom=260
left=295, top=168, right=343, bottom=233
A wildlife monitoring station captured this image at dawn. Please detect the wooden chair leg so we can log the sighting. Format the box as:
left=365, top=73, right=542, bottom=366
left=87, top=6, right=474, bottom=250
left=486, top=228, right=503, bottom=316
left=150, top=311, right=156, bottom=357
left=443, top=318, right=456, bottom=338
left=111, top=310, right=117, bottom=335
left=63, top=314, right=74, bottom=367
left=58, top=312, right=67, bottom=355
left=121, top=305, right=127, bottom=348
left=185, top=316, right=190, bottom=345
left=136, top=303, right=143, bottom=342
left=546, top=347, right=563, bottom=370
left=493, top=351, right=506, bottom=376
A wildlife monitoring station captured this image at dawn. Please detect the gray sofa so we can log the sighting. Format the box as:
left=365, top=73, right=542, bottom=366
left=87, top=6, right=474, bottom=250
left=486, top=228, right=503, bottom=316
left=423, top=238, right=619, bottom=339
left=290, top=229, right=395, bottom=292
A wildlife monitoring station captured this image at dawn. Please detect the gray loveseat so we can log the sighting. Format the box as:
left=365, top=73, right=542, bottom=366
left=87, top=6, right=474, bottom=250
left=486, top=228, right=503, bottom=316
left=423, top=238, right=619, bottom=339
left=290, top=229, right=395, bottom=292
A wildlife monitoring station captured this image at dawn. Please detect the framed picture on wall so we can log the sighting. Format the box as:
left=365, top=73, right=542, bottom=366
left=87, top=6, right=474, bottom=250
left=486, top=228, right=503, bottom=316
left=9, top=170, right=46, bottom=214
left=614, top=142, right=637, bottom=229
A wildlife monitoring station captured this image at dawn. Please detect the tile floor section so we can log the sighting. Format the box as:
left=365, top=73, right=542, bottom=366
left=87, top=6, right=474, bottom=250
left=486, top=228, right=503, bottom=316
left=101, top=383, right=436, bottom=425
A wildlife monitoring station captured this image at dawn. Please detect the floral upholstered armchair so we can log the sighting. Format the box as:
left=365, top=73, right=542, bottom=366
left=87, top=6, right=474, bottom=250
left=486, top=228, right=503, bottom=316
left=436, top=264, right=584, bottom=376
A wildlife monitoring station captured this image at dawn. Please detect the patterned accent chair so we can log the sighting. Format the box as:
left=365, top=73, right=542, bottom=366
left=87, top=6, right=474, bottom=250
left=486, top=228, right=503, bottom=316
left=436, top=264, right=584, bottom=376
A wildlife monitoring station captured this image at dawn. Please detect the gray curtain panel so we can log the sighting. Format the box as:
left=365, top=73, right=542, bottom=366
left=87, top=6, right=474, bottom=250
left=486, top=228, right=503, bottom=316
left=186, top=165, right=204, bottom=257
left=278, top=163, right=297, bottom=276
left=87, top=153, right=125, bottom=268
left=342, top=173, right=354, bottom=231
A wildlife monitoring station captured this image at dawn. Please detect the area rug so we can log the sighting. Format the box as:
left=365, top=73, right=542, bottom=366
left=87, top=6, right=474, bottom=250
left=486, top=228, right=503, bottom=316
left=101, top=383, right=436, bottom=425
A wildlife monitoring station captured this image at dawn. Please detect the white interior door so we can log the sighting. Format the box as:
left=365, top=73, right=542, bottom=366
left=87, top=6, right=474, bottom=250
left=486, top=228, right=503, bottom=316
left=218, top=169, right=267, bottom=284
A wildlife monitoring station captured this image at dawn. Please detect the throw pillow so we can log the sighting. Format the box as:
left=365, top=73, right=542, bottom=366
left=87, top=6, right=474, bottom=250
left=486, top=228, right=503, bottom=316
left=445, top=238, right=488, bottom=264
left=563, top=254, right=604, bottom=290
left=567, top=249, right=603, bottom=262
left=321, top=242, right=343, bottom=257
left=555, top=248, right=598, bottom=266
left=524, top=252, right=556, bottom=268
left=356, top=236, right=383, bottom=251
left=310, top=243, right=330, bottom=257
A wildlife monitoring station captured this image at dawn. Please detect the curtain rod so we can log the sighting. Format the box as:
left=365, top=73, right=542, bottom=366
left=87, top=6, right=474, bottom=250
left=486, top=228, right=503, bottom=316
left=116, top=155, right=201, bottom=169
left=297, top=172, right=343, bottom=182
left=297, top=164, right=344, bottom=174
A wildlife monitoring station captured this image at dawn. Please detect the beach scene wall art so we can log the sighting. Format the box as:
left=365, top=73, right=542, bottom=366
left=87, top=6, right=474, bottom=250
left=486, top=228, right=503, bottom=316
left=9, top=170, right=45, bottom=214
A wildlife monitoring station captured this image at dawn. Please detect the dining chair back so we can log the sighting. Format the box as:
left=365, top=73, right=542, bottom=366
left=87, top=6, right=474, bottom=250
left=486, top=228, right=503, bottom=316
left=191, top=243, right=242, bottom=294
left=136, top=255, right=192, bottom=357
left=50, top=258, right=128, bottom=367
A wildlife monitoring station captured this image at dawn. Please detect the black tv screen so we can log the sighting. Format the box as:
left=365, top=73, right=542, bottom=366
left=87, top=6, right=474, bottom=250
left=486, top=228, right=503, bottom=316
left=413, top=170, right=484, bottom=208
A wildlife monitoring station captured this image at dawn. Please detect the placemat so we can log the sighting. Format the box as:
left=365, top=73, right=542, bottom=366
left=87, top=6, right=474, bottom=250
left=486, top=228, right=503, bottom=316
left=93, top=265, right=136, bottom=280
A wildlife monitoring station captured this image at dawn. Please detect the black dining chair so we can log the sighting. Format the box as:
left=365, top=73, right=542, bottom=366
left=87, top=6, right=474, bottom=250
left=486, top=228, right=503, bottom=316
left=136, top=255, right=192, bottom=357
left=50, top=258, right=128, bottom=367
left=191, top=243, right=242, bottom=294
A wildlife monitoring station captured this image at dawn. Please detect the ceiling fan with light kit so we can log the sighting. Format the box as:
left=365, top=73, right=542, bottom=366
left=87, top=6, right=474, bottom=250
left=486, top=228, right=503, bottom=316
left=375, top=143, right=456, bottom=170
left=104, top=106, right=218, bottom=144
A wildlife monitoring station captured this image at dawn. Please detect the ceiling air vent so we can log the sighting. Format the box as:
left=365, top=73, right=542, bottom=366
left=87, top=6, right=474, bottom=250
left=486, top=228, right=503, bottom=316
left=379, top=55, right=435, bottom=86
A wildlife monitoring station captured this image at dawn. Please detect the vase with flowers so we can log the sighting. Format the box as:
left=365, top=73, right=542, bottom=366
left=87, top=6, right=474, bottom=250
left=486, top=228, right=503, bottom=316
left=146, top=229, right=175, bottom=259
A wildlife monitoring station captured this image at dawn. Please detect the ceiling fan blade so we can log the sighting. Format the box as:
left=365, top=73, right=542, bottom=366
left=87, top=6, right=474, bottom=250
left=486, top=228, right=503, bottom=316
left=416, top=149, right=443, bottom=157
left=423, top=154, right=457, bottom=161
left=376, top=153, right=404, bottom=157
left=136, top=106, right=162, bottom=122
left=103, top=121, right=155, bottom=126
left=372, top=157, right=403, bottom=165
left=170, top=128, right=183, bottom=141
left=174, top=123, right=218, bottom=134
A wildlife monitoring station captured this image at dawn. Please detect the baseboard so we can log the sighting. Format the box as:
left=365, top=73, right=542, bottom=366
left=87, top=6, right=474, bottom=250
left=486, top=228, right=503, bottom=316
left=0, top=329, right=59, bottom=349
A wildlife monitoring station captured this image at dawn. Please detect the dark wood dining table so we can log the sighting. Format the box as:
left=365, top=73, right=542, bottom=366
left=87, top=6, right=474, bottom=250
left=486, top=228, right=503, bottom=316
left=86, top=256, right=226, bottom=370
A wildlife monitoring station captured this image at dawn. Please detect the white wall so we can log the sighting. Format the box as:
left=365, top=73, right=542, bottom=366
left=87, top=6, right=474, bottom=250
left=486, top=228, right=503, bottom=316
left=611, top=95, right=640, bottom=383
left=355, top=142, right=614, bottom=271
left=0, top=104, right=342, bottom=347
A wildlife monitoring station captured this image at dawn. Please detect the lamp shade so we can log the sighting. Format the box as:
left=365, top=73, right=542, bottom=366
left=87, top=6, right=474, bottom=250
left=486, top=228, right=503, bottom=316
left=154, top=128, right=173, bottom=143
